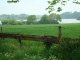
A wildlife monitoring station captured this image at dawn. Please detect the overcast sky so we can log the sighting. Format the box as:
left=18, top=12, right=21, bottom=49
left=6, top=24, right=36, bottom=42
left=0, top=0, right=80, bottom=15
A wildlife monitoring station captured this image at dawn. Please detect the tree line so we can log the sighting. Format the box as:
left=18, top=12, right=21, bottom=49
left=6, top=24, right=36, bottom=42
left=61, top=11, right=80, bottom=19
left=1, top=13, right=61, bottom=25
left=0, top=14, right=41, bottom=20
left=0, top=11, right=80, bottom=20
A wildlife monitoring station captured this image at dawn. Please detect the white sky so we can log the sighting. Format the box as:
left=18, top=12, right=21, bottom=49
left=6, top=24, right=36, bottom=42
left=0, top=0, right=80, bottom=15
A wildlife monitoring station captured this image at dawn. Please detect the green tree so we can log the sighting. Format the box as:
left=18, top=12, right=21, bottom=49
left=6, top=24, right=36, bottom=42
left=39, top=14, right=49, bottom=24
left=1, top=19, right=18, bottom=25
left=49, top=13, right=57, bottom=23
left=56, top=14, right=61, bottom=22
left=9, top=19, right=18, bottom=25
left=48, top=13, right=61, bottom=24
left=17, top=21, right=22, bottom=25
left=17, top=20, right=26, bottom=25
left=1, top=20, right=8, bottom=25
left=27, top=15, right=37, bottom=24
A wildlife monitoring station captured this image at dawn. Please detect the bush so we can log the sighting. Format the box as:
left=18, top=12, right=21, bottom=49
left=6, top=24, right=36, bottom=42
left=1, top=19, right=18, bottom=25
left=59, top=39, right=80, bottom=60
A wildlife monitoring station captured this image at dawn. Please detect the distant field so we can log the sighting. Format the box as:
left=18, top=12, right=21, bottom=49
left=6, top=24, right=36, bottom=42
left=0, top=23, right=80, bottom=38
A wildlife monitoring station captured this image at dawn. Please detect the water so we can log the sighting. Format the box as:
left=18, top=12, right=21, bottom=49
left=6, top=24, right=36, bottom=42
left=60, top=19, right=80, bottom=23
left=0, top=21, right=1, bottom=24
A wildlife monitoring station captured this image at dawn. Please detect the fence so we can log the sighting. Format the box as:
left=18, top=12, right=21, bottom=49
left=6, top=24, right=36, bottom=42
left=0, top=26, right=79, bottom=49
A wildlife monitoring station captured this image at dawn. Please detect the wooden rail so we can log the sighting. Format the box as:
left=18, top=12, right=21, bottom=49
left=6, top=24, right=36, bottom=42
left=0, top=33, right=79, bottom=43
left=0, top=33, right=58, bottom=43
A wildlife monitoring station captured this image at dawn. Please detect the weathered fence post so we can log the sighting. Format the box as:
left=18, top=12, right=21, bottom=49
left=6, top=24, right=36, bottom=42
left=44, top=36, right=52, bottom=50
left=19, top=39, right=22, bottom=49
left=44, top=36, right=53, bottom=60
left=58, top=26, right=62, bottom=43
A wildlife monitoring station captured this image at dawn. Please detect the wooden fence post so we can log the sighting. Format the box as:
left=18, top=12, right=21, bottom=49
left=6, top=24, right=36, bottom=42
left=43, top=37, right=53, bottom=60
left=18, top=39, right=22, bottom=49
left=58, top=26, right=62, bottom=43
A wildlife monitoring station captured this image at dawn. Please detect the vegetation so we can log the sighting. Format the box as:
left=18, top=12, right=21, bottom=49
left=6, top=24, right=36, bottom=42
left=46, top=0, right=80, bottom=13
left=0, top=24, right=80, bottom=60
left=1, top=11, right=80, bottom=21
left=61, top=11, right=80, bottom=19
left=0, top=14, right=28, bottom=20
left=1, top=13, right=61, bottom=25
left=39, top=14, right=49, bottom=24
left=0, top=14, right=42, bottom=20
left=2, top=19, right=17, bottom=25
left=39, top=13, right=61, bottom=24
left=48, top=13, right=61, bottom=24
left=1, top=0, right=80, bottom=60
left=1, top=19, right=26, bottom=25
left=27, top=15, right=37, bottom=24
left=1, top=24, right=80, bottom=38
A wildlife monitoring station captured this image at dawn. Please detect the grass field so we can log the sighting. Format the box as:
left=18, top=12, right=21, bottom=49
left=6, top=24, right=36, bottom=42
left=0, top=23, right=80, bottom=38
left=0, top=23, right=80, bottom=60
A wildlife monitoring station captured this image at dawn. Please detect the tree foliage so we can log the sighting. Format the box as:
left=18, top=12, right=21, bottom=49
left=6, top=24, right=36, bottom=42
left=56, top=14, right=61, bottom=22
left=1, top=19, right=26, bottom=25
left=39, top=13, right=61, bottom=24
left=48, top=13, right=61, bottom=24
left=46, top=0, right=80, bottom=13
left=48, top=13, right=57, bottom=23
left=27, top=15, right=37, bottom=24
left=1, top=19, right=18, bottom=25
left=39, top=14, right=49, bottom=24
left=7, top=0, right=19, bottom=3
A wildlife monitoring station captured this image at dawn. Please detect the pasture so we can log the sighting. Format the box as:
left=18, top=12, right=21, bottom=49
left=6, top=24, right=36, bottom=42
left=0, top=23, right=80, bottom=38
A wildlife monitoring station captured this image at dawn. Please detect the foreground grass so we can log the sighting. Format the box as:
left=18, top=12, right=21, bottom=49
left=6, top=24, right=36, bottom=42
left=0, top=38, right=58, bottom=60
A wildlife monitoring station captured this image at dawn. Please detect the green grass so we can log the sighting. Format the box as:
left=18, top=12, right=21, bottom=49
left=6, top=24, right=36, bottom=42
left=0, top=23, right=80, bottom=60
left=0, top=23, right=80, bottom=38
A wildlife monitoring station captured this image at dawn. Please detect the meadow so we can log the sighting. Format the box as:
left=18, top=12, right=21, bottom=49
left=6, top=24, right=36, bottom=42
left=0, top=23, right=80, bottom=60
left=0, top=23, right=80, bottom=38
